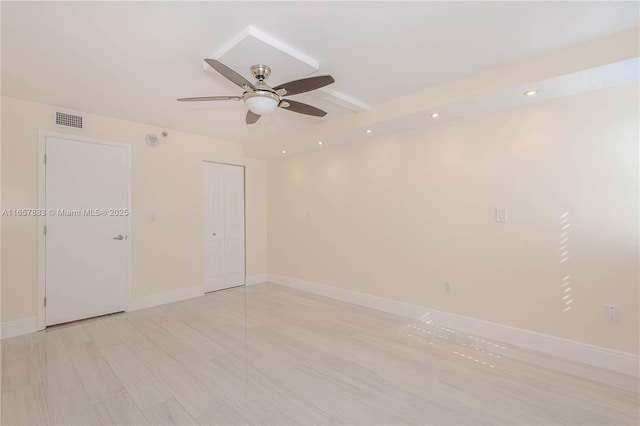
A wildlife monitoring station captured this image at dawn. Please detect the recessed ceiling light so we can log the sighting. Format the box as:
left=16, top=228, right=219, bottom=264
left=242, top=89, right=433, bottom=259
left=365, top=129, right=373, bottom=134
left=318, top=141, right=324, bottom=145
left=431, top=112, right=440, bottom=118
left=524, top=90, right=538, bottom=96
left=281, top=150, right=286, bottom=154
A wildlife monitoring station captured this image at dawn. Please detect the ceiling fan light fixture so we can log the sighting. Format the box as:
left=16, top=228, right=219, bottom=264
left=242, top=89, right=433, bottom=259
left=244, top=91, right=279, bottom=115
left=179, top=60, right=335, bottom=124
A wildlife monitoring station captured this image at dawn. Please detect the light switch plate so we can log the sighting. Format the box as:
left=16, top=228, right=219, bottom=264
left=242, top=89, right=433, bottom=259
left=605, top=304, right=620, bottom=322
left=496, top=208, right=508, bottom=223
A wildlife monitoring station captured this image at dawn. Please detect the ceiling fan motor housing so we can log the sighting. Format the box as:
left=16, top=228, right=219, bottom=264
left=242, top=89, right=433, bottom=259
left=251, top=64, right=271, bottom=81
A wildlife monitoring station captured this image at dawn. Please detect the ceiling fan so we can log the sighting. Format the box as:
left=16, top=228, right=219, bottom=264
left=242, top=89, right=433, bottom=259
left=178, top=59, right=335, bottom=124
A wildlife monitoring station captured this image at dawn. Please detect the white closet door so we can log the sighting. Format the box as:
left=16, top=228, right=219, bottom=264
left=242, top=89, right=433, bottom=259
left=45, top=136, right=129, bottom=326
left=203, top=162, right=245, bottom=292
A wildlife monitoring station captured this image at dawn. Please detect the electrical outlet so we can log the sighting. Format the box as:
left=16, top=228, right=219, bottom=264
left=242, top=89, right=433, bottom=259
left=443, top=281, right=451, bottom=293
left=605, top=304, right=619, bottom=322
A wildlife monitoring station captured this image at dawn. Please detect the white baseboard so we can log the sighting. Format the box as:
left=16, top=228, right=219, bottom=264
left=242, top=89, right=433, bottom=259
left=1, top=317, right=38, bottom=339
left=128, top=285, right=204, bottom=312
left=267, top=274, right=640, bottom=377
left=2, top=285, right=207, bottom=338
left=2, top=279, right=259, bottom=338
left=246, top=273, right=268, bottom=286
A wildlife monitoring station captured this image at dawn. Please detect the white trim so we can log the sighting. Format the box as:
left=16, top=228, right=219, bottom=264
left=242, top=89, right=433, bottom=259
left=1, top=317, right=38, bottom=339
left=245, top=274, right=268, bottom=286
left=212, top=26, right=319, bottom=71
left=202, top=162, right=208, bottom=294
left=38, top=130, right=132, bottom=330
left=128, top=285, right=205, bottom=312
left=37, top=136, right=47, bottom=330
left=267, top=274, right=640, bottom=377
left=267, top=274, right=426, bottom=317
left=315, top=88, right=371, bottom=112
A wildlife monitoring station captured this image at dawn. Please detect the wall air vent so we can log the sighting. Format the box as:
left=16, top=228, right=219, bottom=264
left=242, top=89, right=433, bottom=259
left=54, top=111, right=85, bottom=129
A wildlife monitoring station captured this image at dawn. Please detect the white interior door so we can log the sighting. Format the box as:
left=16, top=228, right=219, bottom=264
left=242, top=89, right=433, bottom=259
left=45, top=136, right=129, bottom=326
left=203, top=162, right=245, bottom=292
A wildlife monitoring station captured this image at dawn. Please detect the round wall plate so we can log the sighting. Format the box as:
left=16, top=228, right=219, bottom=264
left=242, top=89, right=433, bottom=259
left=145, top=133, right=159, bottom=147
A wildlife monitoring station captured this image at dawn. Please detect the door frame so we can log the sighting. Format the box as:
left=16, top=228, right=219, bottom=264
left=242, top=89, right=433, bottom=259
left=202, top=160, right=247, bottom=292
left=37, top=130, right=132, bottom=330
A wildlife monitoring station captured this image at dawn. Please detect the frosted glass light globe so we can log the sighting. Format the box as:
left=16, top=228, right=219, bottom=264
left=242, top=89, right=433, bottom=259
left=245, top=95, right=278, bottom=115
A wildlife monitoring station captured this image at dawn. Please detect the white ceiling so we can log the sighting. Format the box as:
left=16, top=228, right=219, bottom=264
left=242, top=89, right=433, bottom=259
left=2, top=1, right=638, bottom=143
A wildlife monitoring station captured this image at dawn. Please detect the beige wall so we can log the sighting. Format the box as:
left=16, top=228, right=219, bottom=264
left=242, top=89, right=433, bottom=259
left=2, top=83, right=638, bottom=355
left=1, top=96, right=267, bottom=323
left=267, top=83, right=639, bottom=355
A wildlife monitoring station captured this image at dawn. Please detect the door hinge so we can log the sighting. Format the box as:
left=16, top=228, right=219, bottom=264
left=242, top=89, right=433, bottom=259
left=44, top=297, right=47, bottom=307
left=44, top=154, right=47, bottom=164
left=44, top=225, right=47, bottom=236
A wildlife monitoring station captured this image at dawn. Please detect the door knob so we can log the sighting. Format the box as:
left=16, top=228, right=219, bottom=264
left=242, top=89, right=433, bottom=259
left=113, top=234, right=124, bottom=240
left=212, top=233, right=217, bottom=236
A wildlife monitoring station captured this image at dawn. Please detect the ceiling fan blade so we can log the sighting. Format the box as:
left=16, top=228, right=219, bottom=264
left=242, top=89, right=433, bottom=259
left=204, top=59, right=256, bottom=91
left=279, top=99, right=327, bottom=117
left=273, top=75, right=335, bottom=96
left=177, top=96, right=242, bottom=102
left=246, top=110, right=261, bottom=124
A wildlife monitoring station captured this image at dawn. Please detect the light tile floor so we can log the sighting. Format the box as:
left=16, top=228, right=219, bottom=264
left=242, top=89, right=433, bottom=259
left=1, top=283, right=638, bottom=425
